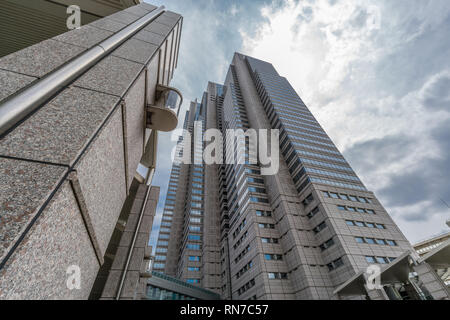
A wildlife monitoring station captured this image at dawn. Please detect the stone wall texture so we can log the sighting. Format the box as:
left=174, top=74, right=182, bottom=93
left=0, top=2, right=182, bottom=299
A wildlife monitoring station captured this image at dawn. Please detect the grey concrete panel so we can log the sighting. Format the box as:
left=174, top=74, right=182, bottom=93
left=124, top=4, right=157, bottom=17
left=123, top=72, right=145, bottom=189
left=74, top=55, right=143, bottom=97
left=143, top=21, right=172, bottom=36
left=0, top=182, right=99, bottom=299
left=0, top=158, right=67, bottom=263
left=0, top=87, right=120, bottom=165
left=0, top=69, right=37, bottom=102
left=133, top=29, right=165, bottom=46
left=88, top=18, right=127, bottom=33
left=139, top=3, right=159, bottom=13
left=52, top=25, right=114, bottom=48
left=106, top=11, right=142, bottom=25
left=0, top=39, right=85, bottom=78
left=112, top=38, right=158, bottom=64
left=75, top=108, right=127, bottom=256
left=154, top=14, right=179, bottom=28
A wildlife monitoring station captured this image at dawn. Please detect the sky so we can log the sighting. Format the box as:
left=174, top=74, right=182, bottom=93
left=144, top=0, right=450, bottom=250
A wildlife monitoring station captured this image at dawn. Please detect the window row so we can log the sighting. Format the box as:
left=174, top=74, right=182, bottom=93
left=310, top=177, right=367, bottom=191
left=186, top=244, right=201, bottom=250
left=268, top=272, right=288, bottom=280
left=298, top=157, right=352, bottom=172
left=234, top=231, right=248, bottom=250
left=188, top=267, right=200, bottom=272
left=355, top=237, right=397, bottom=246
left=261, top=237, right=279, bottom=244
left=305, top=167, right=360, bottom=182
left=296, top=149, right=347, bottom=164
left=237, top=278, right=255, bottom=296
left=233, top=218, right=247, bottom=239
left=322, top=191, right=373, bottom=204
left=345, top=220, right=386, bottom=229
left=256, top=210, right=272, bottom=217
left=319, top=238, right=335, bottom=251
left=236, top=261, right=253, bottom=279
left=337, top=205, right=376, bottom=215
left=258, top=223, right=275, bottom=229
left=365, top=256, right=396, bottom=264
left=235, top=245, right=251, bottom=264
left=250, top=197, right=269, bottom=204
left=264, top=254, right=283, bottom=261
left=327, top=257, right=344, bottom=271
left=188, top=256, right=201, bottom=262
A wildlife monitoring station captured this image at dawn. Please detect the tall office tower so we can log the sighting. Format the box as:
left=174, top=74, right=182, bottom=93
left=154, top=53, right=449, bottom=300
left=154, top=96, right=223, bottom=293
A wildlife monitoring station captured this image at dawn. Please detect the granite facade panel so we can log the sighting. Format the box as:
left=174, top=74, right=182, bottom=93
left=0, top=158, right=67, bottom=263
left=52, top=25, right=114, bottom=49
left=74, top=55, right=143, bottom=97
left=123, top=71, right=146, bottom=189
left=0, top=182, right=99, bottom=300
left=112, top=38, right=158, bottom=64
left=0, top=69, right=37, bottom=102
left=74, top=108, right=127, bottom=256
left=0, top=87, right=120, bottom=165
left=0, top=39, right=85, bottom=78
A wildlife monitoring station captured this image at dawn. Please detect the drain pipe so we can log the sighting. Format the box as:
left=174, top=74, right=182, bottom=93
left=0, top=5, right=165, bottom=137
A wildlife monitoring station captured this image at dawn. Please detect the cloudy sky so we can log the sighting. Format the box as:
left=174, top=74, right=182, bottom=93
left=145, top=0, right=450, bottom=249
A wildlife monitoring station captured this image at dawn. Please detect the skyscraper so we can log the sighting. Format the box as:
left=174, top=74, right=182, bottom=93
left=154, top=53, right=449, bottom=300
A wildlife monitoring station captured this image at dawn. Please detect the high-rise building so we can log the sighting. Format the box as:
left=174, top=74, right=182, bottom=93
left=154, top=53, right=449, bottom=300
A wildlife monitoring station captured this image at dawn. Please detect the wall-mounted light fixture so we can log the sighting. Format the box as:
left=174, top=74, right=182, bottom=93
left=146, top=84, right=183, bottom=132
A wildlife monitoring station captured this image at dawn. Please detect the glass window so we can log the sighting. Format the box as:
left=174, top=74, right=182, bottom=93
left=337, top=205, right=346, bottom=211
left=376, top=239, right=386, bottom=245
left=355, top=237, right=365, bottom=243
left=355, top=221, right=365, bottom=227
left=358, top=197, right=367, bottom=203
left=322, top=191, right=330, bottom=198
left=346, top=220, right=355, bottom=226
left=366, top=209, right=375, bottom=214
left=330, top=192, right=339, bottom=199
left=357, top=208, right=366, bottom=213
left=366, top=238, right=375, bottom=244
left=188, top=267, right=200, bottom=271
left=187, top=279, right=200, bottom=284
left=376, top=224, right=386, bottom=229
left=334, top=258, right=344, bottom=268
left=188, top=256, right=200, bottom=261
left=268, top=273, right=276, bottom=279
left=387, top=240, right=397, bottom=246
left=347, top=207, right=356, bottom=212
left=366, top=222, right=375, bottom=228
left=349, top=195, right=358, bottom=201
left=376, top=257, right=388, bottom=264
left=340, top=194, right=350, bottom=201
left=365, top=256, right=376, bottom=263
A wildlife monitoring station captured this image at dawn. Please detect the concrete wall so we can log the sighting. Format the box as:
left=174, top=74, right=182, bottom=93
left=0, top=3, right=182, bottom=299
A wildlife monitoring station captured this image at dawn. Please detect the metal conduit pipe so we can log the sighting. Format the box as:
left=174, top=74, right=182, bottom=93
left=115, top=168, right=155, bottom=300
left=0, top=5, right=165, bottom=137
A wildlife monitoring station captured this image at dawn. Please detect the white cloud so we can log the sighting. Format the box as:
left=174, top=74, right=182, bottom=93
left=240, top=0, right=450, bottom=242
